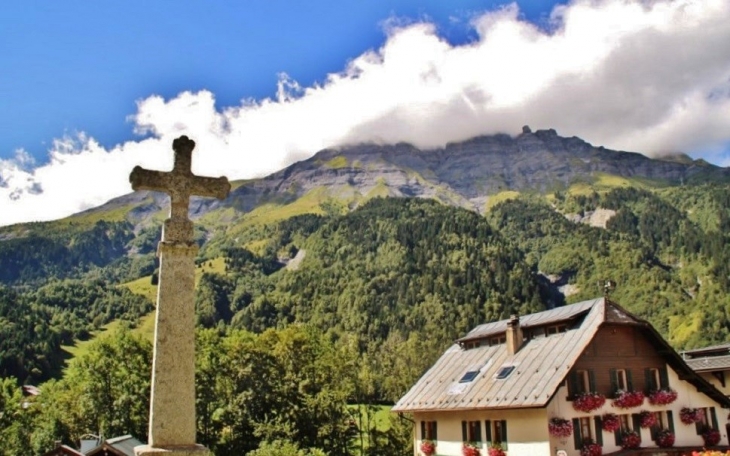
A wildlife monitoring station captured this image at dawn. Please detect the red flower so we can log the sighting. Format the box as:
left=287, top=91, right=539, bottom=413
left=487, top=446, right=505, bottom=456
left=420, top=440, right=436, bottom=456
left=639, top=410, right=657, bottom=428
left=656, top=429, right=675, bottom=448
left=620, top=430, right=641, bottom=449
left=648, top=389, right=678, bottom=406
left=702, top=428, right=721, bottom=446
left=601, top=413, right=620, bottom=433
left=680, top=407, right=703, bottom=424
left=462, top=443, right=482, bottom=456
left=580, top=441, right=602, bottom=456
left=573, top=392, right=606, bottom=413
left=612, top=390, right=644, bottom=409
left=548, top=417, right=573, bottom=438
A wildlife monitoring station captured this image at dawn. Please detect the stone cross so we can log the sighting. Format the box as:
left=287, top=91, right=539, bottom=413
left=130, top=136, right=230, bottom=456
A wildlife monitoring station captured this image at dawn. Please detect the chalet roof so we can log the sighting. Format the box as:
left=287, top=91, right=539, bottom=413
left=683, top=343, right=730, bottom=357
left=393, top=297, right=730, bottom=413
left=457, top=299, right=595, bottom=343
left=685, top=354, right=730, bottom=372
left=393, top=298, right=603, bottom=412
left=41, top=445, right=84, bottom=456
left=85, top=435, right=143, bottom=456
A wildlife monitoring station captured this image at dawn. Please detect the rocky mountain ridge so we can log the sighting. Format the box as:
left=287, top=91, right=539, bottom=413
left=64, top=128, right=729, bottom=227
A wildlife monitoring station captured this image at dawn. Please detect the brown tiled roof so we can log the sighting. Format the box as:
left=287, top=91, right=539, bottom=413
left=393, top=298, right=604, bottom=412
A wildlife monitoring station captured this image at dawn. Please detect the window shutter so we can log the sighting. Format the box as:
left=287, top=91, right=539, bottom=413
left=485, top=420, right=492, bottom=447
left=610, top=369, right=618, bottom=392
left=475, top=421, right=482, bottom=442
left=421, top=421, right=426, bottom=439
left=614, top=424, right=622, bottom=446
left=573, top=418, right=582, bottom=449
left=711, top=407, right=719, bottom=430
left=631, top=414, right=642, bottom=442
left=569, top=371, right=579, bottom=397
left=659, top=367, right=670, bottom=389
left=589, top=370, right=596, bottom=392
left=644, top=368, right=655, bottom=392
left=667, top=411, right=675, bottom=433
left=433, top=422, right=438, bottom=441
left=500, top=420, right=508, bottom=450
left=594, top=416, right=603, bottom=445
left=462, top=421, right=467, bottom=442
left=626, top=369, right=634, bottom=390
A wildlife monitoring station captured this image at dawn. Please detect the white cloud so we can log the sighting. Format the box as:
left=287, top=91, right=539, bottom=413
left=2, top=0, right=730, bottom=226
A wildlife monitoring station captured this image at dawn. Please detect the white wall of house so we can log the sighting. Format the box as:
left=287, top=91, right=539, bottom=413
left=413, top=408, right=550, bottom=456
left=697, top=371, right=730, bottom=397
left=546, top=364, right=730, bottom=456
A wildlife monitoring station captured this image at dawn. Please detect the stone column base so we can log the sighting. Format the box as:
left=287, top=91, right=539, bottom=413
left=135, top=444, right=210, bottom=456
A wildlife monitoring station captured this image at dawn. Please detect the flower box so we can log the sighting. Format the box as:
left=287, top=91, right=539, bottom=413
left=487, top=446, right=505, bottom=456
left=647, top=388, right=677, bottom=406
left=703, top=428, right=721, bottom=446
left=601, top=413, right=620, bottom=432
left=573, top=392, right=606, bottom=413
left=680, top=407, right=703, bottom=424
left=580, top=442, right=602, bottom=456
left=620, top=430, right=641, bottom=449
left=656, top=429, right=675, bottom=448
left=548, top=417, right=573, bottom=438
left=420, top=439, right=436, bottom=456
left=612, top=390, right=644, bottom=409
left=639, top=410, right=657, bottom=428
left=463, top=442, right=482, bottom=456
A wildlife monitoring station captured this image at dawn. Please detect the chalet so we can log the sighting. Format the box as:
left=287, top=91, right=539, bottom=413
left=684, top=343, right=730, bottom=397
left=43, top=435, right=143, bottom=456
left=393, top=297, right=730, bottom=456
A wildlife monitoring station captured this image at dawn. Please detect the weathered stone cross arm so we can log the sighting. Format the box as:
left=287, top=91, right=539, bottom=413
left=129, top=136, right=230, bottom=243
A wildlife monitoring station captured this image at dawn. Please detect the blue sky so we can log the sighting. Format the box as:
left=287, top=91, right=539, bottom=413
left=2, top=0, right=730, bottom=225
left=1, top=1, right=559, bottom=162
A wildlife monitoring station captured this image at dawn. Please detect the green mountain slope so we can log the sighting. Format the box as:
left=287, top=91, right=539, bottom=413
left=1, top=131, right=729, bottom=390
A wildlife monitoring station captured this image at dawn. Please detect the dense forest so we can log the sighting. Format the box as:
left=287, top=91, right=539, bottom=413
left=1, top=181, right=730, bottom=454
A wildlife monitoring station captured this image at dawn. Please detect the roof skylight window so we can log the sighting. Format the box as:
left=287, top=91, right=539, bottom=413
left=495, top=365, right=515, bottom=379
left=459, top=370, right=480, bottom=383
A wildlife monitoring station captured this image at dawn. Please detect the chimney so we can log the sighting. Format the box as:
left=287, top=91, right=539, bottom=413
left=506, top=314, right=523, bottom=355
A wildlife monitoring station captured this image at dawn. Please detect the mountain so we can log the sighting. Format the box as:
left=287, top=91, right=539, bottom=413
left=1, top=129, right=729, bottom=390
left=72, top=127, right=728, bottom=225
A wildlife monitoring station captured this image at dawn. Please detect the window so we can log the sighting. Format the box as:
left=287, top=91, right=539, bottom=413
left=650, top=412, right=665, bottom=440
left=495, top=366, right=515, bottom=380
left=464, top=341, right=481, bottom=349
left=485, top=420, right=508, bottom=449
left=695, top=407, right=718, bottom=434
left=421, top=421, right=437, bottom=440
left=575, top=370, right=590, bottom=394
left=546, top=324, right=567, bottom=335
left=616, top=369, right=628, bottom=390
left=619, top=414, right=631, bottom=433
left=460, top=371, right=480, bottom=383
left=489, top=335, right=506, bottom=346
left=648, top=368, right=660, bottom=391
left=461, top=420, right=482, bottom=442
left=610, top=368, right=632, bottom=392
left=579, top=417, right=592, bottom=442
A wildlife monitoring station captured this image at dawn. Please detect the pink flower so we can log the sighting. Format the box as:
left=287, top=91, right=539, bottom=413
left=573, top=392, right=606, bottom=413
left=548, top=417, right=573, bottom=438
left=621, top=430, right=641, bottom=449
left=639, top=411, right=657, bottom=428
left=601, top=413, right=620, bottom=433
left=656, top=429, right=675, bottom=448
left=648, top=389, right=678, bottom=406
left=612, top=390, right=644, bottom=409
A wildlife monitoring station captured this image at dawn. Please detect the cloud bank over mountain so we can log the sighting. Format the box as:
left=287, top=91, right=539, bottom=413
left=2, top=0, right=729, bottom=226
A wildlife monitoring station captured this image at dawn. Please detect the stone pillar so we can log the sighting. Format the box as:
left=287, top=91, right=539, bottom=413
left=135, top=241, right=209, bottom=456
